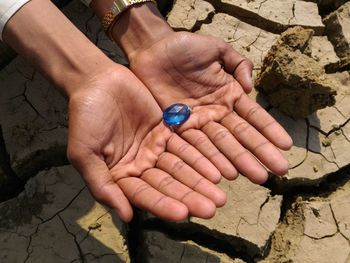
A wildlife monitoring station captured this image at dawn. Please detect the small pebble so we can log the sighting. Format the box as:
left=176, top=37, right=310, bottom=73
left=322, top=138, right=331, bottom=147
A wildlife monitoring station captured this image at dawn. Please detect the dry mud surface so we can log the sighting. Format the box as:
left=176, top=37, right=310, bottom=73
left=1, top=0, right=350, bottom=262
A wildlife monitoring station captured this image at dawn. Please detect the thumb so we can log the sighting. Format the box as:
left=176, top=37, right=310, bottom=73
left=219, top=43, right=254, bottom=93
left=69, top=150, right=133, bottom=222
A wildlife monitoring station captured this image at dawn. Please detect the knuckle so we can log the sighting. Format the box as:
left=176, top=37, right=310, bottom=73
left=234, top=92, right=245, bottom=107
left=233, top=121, right=251, bottom=134
left=262, top=120, right=277, bottom=131
left=177, top=142, right=191, bottom=154
left=91, top=182, right=111, bottom=204
left=132, top=184, right=150, bottom=201
left=158, top=176, right=175, bottom=190
left=157, top=152, right=167, bottom=165
left=180, top=191, right=193, bottom=202
left=246, top=106, right=263, bottom=120
left=207, top=150, right=221, bottom=160
left=194, top=136, right=207, bottom=147
left=192, top=178, right=205, bottom=190
left=172, top=160, right=186, bottom=172
left=192, top=156, right=205, bottom=168
left=253, top=141, right=270, bottom=152
left=213, top=129, right=231, bottom=142
left=232, top=150, right=249, bottom=162
left=167, top=135, right=176, bottom=145
left=151, top=196, right=168, bottom=211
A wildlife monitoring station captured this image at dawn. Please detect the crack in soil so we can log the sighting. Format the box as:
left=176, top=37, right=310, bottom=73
left=1, top=1, right=350, bottom=262
left=10, top=71, right=47, bottom=122
left=78, top=210, right=111, bottom=244
left=287, top=0, right=296, bottom=25
left=58, top=214, right=85, bottom=263
left=257, top=195, right=271, bottom=225
left=257, top=0, right=269, bottom=14
left=23, top=186, right=85, bottom=263
left=205, top=0, right=324, bottom=35
left=330, top=202, right=350, bottom=245
left=310, top=116, right=350, bottom=138
left=138, top=217, right=270, bottom=262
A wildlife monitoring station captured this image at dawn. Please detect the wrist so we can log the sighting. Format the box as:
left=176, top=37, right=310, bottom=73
left=3, top=0, right=114, bottom=99
left=92, top=1, right=174, bottom=61
left=57, top=52, right=116, bottom=99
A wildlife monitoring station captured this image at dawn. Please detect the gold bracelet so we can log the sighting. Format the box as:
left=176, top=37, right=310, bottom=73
left=101, top=0, right=157, bottom=33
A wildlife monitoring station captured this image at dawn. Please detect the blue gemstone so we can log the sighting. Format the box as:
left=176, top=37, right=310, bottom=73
left=163, top=103, right=191, bottom=126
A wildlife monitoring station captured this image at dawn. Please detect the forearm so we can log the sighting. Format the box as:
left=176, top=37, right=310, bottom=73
left=3, top=0, right=113, bottom=97
left=91, top=0, right=173, bottom=61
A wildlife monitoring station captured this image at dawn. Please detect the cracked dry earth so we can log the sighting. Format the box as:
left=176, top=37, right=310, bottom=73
left=0, top=0, right=350, bottom=262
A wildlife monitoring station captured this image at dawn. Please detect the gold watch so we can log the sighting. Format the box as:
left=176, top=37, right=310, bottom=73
left=101, top=0, right=157, bottom=33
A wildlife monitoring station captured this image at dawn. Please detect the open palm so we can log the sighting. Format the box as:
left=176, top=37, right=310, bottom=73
left=67, top=65, right=226, bottom=222
left=130, top=32, right=293, bottom=183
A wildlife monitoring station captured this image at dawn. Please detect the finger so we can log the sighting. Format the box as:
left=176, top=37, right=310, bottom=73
left=202, top=121, right=268, bottom=184
left=234, top=93, right=293, bottom=150
left=181, top=129, right=238, bottom=180
left=167, top=133, right=222, bottom=183
left=117, top=177, right=189, bottom=221
left=176, top=105, right=230, bottom=132
left=69, top=151, right=134, bottom=222
left=141, top=168, right=216, bottom=219
left=221, top=113, right=289, bottom=176
left=156, top=152, right=227, bottom=207
left=219, top=42, right=254, bottom=93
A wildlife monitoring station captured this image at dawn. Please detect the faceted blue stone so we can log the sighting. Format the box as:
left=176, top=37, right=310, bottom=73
left=163, top=103, right=191, bottom=126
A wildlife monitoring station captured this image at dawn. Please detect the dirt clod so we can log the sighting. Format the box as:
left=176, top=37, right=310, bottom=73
left=256, top=26, right=337, bottom=119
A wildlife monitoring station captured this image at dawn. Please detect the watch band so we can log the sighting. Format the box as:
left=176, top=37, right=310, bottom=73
left=101, top=0, right=157, bottom=32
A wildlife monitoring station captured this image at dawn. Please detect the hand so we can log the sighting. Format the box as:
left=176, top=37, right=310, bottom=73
left=2, top=0, right=226, bottom=223
left=67, top=65, right=227, bottom=222
left=129, top=32, right=293, bottom=184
